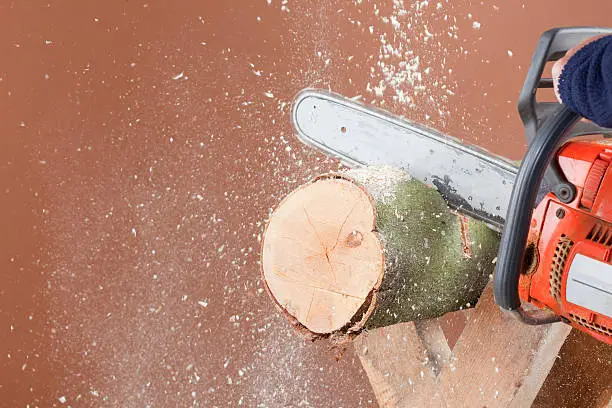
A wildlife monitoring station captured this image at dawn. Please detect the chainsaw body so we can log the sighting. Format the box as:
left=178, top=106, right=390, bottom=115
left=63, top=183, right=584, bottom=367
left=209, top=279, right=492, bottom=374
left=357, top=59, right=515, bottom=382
left=493, top=28, right=612, bottom=345
left=520, top=141, right=612, bottom=343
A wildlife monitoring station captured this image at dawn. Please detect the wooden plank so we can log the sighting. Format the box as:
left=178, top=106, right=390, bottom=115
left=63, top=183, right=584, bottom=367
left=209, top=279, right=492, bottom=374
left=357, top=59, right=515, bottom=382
left=434, top=285, right=571, bottom=407
left=508, top=323, right=572, bottom=408
left=414, top=319, right=452, bottom=377
left=355, top=285, right=572, bottom=408
left=354, top=322, right=446, bottom=408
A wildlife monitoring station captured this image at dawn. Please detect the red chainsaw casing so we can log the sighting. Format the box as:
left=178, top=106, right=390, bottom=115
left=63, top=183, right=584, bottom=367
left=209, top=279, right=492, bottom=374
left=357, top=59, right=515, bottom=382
left=518, top=141, right=612, bottom=344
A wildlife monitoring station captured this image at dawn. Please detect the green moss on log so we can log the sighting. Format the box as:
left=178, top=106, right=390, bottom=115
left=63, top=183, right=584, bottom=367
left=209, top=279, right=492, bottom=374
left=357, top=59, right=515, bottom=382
left=364, top=177, right=500, bottom=329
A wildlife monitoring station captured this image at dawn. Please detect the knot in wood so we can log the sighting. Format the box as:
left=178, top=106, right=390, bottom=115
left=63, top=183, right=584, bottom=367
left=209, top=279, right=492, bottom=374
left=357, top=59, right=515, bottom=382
left=344, top=230, right=364, bottom=248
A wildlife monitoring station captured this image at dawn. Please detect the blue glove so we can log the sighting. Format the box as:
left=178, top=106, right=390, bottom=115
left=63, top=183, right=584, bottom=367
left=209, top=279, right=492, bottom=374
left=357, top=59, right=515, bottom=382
left=558, top=35, right=612, bottom=128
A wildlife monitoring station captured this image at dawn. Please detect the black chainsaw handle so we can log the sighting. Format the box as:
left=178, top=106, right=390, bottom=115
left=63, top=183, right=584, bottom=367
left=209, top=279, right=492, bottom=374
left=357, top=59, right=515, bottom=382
left=518, top=26, right=612, bottom=144
left=494, top=105, right=580, bottom=324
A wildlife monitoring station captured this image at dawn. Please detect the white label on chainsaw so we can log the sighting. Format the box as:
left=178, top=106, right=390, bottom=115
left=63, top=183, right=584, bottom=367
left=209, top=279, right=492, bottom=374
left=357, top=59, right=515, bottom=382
left=566, top=254, right=612, bottom=318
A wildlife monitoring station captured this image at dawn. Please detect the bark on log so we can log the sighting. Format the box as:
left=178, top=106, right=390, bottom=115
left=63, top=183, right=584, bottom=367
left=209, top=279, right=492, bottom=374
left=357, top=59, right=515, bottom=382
left=261, top=166, right=500, bottom=337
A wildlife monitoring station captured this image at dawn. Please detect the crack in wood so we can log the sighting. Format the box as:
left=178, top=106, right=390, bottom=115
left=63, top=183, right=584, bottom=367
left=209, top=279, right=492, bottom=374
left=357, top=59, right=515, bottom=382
left=303, top=206, right=338, bottom=284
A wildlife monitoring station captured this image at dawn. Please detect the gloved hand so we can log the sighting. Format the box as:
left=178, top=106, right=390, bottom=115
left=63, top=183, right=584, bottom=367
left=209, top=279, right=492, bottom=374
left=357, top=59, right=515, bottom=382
left=552, top=35, right=606, bottom=103
left=552, top=34, right=612, bottom=128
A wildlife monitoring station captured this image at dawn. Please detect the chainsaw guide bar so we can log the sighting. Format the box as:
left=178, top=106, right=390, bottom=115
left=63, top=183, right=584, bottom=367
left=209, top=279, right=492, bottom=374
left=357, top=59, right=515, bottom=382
left=292, top=89, right=518, bottom=231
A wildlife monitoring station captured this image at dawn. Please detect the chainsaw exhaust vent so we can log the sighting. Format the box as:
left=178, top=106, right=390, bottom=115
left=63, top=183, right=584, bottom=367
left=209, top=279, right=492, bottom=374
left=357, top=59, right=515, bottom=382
left=549, top=235, right=573, bottom=302
left=569, top=313, right=612, bottom=337
left=586, top=223, right=612, bottom=246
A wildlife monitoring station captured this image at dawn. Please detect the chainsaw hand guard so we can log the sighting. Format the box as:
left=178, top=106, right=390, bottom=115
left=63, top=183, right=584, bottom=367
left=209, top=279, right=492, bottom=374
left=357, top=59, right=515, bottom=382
left=494, top=105, right=580, bottom=323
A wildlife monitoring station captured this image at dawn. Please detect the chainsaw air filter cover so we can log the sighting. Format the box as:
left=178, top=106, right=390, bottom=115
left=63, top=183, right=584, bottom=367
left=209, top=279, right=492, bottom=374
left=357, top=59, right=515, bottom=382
left=519, top=141, right=612, bottom=344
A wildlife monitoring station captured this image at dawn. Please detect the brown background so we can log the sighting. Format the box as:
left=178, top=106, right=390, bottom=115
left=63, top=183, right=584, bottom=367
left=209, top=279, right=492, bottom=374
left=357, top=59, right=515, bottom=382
left=1, top=1, right=611, bottom=407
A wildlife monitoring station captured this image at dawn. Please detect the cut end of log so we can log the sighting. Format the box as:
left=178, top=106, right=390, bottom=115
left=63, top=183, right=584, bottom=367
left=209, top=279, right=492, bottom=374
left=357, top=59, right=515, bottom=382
left=261, top=174, right=384, bottom=334
left=262, top=166, right=500, bottom=338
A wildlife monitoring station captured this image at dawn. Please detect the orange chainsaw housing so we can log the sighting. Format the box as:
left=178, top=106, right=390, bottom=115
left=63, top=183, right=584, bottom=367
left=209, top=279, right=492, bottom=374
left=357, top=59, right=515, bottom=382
left=518, top=140, right=612, bottom=344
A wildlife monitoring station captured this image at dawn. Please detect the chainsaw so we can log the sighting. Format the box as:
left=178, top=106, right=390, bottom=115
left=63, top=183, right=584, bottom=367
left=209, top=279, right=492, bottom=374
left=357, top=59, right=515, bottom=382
left=291, top=27, right=612, bottom=344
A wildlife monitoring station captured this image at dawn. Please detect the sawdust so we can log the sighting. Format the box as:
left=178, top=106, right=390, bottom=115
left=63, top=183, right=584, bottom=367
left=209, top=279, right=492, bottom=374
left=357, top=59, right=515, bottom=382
left=367, top=0, right=462, bottom=125
left=344, top=166, right=411, bottom=204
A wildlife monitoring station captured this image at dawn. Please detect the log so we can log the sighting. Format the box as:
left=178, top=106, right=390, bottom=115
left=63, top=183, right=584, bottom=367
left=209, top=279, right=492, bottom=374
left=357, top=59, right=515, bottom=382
left=261, top=166, right=500, bottom=337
